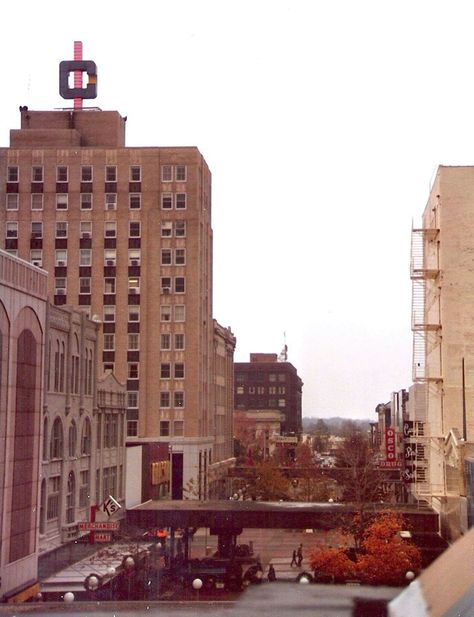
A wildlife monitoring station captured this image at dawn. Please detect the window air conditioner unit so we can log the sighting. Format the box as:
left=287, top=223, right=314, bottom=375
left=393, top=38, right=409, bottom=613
left=162, top=287, right=171, bottom=294
left=32, top=260, right=42, bottom=267
left=106, top=260, right=115, bottom=266
left=56, top=289, right=66, bottom=295
left=57, top=260, right=66, bottom=266
left=82, top=232, right=91, bottom=239
left=130, top=288, right=138, bottom=294
left=31, top=233, right=42, bottom=239
left=131, top=259, right=139, bottom=266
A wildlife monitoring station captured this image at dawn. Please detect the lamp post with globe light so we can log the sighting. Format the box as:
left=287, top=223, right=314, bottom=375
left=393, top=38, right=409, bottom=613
left=122, top=555, right=135, bottom=600
left=84, top=573, right=101, bottom=600
left=192, top=577, right=203, bottom=600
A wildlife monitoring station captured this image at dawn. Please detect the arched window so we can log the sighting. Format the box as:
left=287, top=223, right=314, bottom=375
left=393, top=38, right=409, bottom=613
left=50, top=417, right=63, bottom=459
left=39, top=479, right=46, bottom=535
left=72, top=334, right=79, bottom=394
left=54, top=340, right=60, bottom=391
left=66, top=471, right=75, bottom=524
left=81, top=418, right=91, bottom=455
left=42, top=416, right=48, bottom=461
left=59, top=341, right=65, bottom=392
left=87, top=348, right=93, bottom=395
left=68, top=421, right=77, bottom=457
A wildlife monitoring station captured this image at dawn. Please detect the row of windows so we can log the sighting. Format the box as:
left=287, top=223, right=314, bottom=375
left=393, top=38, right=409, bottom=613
left=6, top=219, right=186, bottom=239
left=54, top=275, right=186, bottom=295
left=27, top=248, right=185, bottom=268
left=236, top=385, right=286, bottom=394
left=159, top=420, right=184, bottom=437
left=160, top=391, right=185, bottom=408
left=6, top=192, right=187, bottom=211
left=48, top=339, right=93, bottom=395
left=7, top=164, right=186, bottom=184
left=235, top=372, right=288, bottom=383
left=44, top=416, right=92, bottom=461
left=236, top=398, right=287, bottom=408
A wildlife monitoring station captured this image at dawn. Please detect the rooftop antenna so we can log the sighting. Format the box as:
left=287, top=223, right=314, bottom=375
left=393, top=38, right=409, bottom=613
left=278, top=332, right=288, bottom=362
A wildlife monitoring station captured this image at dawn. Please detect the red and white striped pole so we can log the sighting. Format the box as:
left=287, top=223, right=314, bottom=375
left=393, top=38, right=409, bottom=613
left=73, top=41, right=83, bottom=109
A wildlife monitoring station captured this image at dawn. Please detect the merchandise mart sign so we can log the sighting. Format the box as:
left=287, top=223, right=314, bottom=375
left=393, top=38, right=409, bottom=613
left=78, top=521, right=120, bottom=531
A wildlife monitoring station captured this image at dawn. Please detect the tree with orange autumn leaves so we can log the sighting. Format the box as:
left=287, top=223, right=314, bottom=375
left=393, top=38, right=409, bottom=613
left=309, top=512, right=421, bottom=585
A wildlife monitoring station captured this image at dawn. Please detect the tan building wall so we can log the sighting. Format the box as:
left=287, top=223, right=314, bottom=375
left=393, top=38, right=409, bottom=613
left=413, top=165, right=474, bottom=537
left=0, top=250, right=47, bottom=601
left=1, top=108, right=230, bottom=499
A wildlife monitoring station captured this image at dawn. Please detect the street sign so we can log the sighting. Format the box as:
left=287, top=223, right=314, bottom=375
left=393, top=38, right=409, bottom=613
left=101, top=495, right=121, bottom=517
left=78, top=521, right=120, bottom=531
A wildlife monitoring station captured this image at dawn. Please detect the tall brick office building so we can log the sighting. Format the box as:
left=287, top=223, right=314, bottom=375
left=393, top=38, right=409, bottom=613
left=1, top=107, right=236, bottom=500
left=235, top=353, right=303, bottom=437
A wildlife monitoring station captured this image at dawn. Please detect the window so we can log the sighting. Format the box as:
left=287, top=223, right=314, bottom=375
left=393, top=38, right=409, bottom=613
left=130, top=166, right=141, bottom=181
left=80, top=249, right=91, bottom=266
left=161, top=249, right=172, bottom=265
left=161, top=193, right=173, bottom=210
left=129, top=193, right=141, bottom=209
left=31, top=221, right=43, bottom=238
left=56, top=221, right=67, bottom=238
left=174, top=391, right=184, bottom=408
left=81, top=166, right=92, bottom=182
left=127, top=391, right=139, bottom=408
left=160, top=421, right=170, bottom=436
left=7, top=166, right=19, bottom=182
left=174, top=305, right=185, bottom=322
left=104, top=334, right=115, bottom=350
left=278, top=399, right=286, bottom=407
left=30, top=250, right=43, bottom=267
left=105, top=194, right=117, bottom=210
left=31, top=194, right=43, bottom=210
left=175, top=333, right=185, bottom=350
left=129, top=221, right=140, bottom=237
left=161, top=165, right=172, bottom=182
left=55, top=250, right=67, bottom=266
left=104, top=278, right=116, bottom=294
left=175, top=248, right=186, bottom=265
left=47, top=477, right=60, bottom=520
left=175, top=277, right=185, bottom=293
left=104, top=221, right=116, bottom=237
left=79, top=277, right=91, bottom=294
left=174, top=420, right=184, bottom=436
left=128, top=363, right=139, bottom=379
left=56, top=194, right=68, bottom=210
left=160, top=391, right=170, bottom=407
left=56, top=166, right=68, bottom=182
left=105, top=166, right=117, bottom=182
left=236, top=385, right=244, bottom=395
left=174, top=363, right=185, bottom=379
left=175, top=165, right=187, bottom=182
left=32, top=166, right=43, bottom=182
left=79, top=470, right=90, bottom=507
left=278, top=386, right=286, bottom=394
left=161, top=221, right=173, bottom=237
left=175, top=220, right=186, bottom=237
left=269, top=386, right=277, bottom=395
left=104, top=249, right=116, bottom=266
left=68, top=421, right=77, bottom=457
left=81, top=418, right=91, bottom=455
left=160, top=363, right=171, bottom=379
left=128, top=277, right=140, bottom=293
left=129, top=249, right=141, bottom=266
left=6, top=194, right=18, bottom=210
left=127, top=421, right=138, bottom=437
left=278, top=373, right=286, bottom=382
left=104, top=362, right=114, bottom=372
left=269, top=373, right=277, bottom=382
left=176, top=193, right=186, bottom=210
left=50, top=418, right=63, bottom=459
left=161, top=305, right=171, bottom=322
left=55, top=277, right=66, bottom=295
left=128, top=306, right=140, bottom=322
left=80, top=193, right=92, bottom=210
left=161, top=333, right=171, bottom=350
left=103, top=306, right=115, bottom=322
left=128, top=333, right=139, bottom=350
left=161, top=277, right=172, bottom=293
left=80, top=221, right=92, bottom=238
left=6, top=222, right=18, bottom=238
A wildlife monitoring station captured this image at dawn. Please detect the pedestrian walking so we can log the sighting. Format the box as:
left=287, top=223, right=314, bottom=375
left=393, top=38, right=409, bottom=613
left=290, top=549, right=298, bottom=567
left=268, top=564, right=276, bottom=582
left=297, top=543, right=303, bottom=567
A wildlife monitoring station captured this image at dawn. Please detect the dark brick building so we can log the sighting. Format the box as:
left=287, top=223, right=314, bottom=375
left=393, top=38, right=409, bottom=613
left=234, top=353, right=303, bottom=436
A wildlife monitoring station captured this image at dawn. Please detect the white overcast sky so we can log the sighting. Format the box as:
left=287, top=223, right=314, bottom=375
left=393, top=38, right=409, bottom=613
left=3, top=0, right=474, bottom=419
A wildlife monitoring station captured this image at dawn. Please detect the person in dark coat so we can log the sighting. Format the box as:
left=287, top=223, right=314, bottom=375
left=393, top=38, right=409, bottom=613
left=268, top=564, right=276, bottom=582
left=297, top=543, right=303, bottom=567
left=290, top=549, right=298, bottom=567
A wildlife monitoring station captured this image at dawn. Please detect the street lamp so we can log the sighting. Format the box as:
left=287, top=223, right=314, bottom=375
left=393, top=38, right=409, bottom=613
left=192, top=577, right=203, bottom=600
left=106, top=566, right=116, bottom=600
left=84, top=573, right=101, bottom=599
left=122, top=555, right=135, bottom=599
left=299, top=575, right=311, bottom=584
left=405, top=570, right=415, bottom=583
left=63, top=592, right=75, bottom=603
